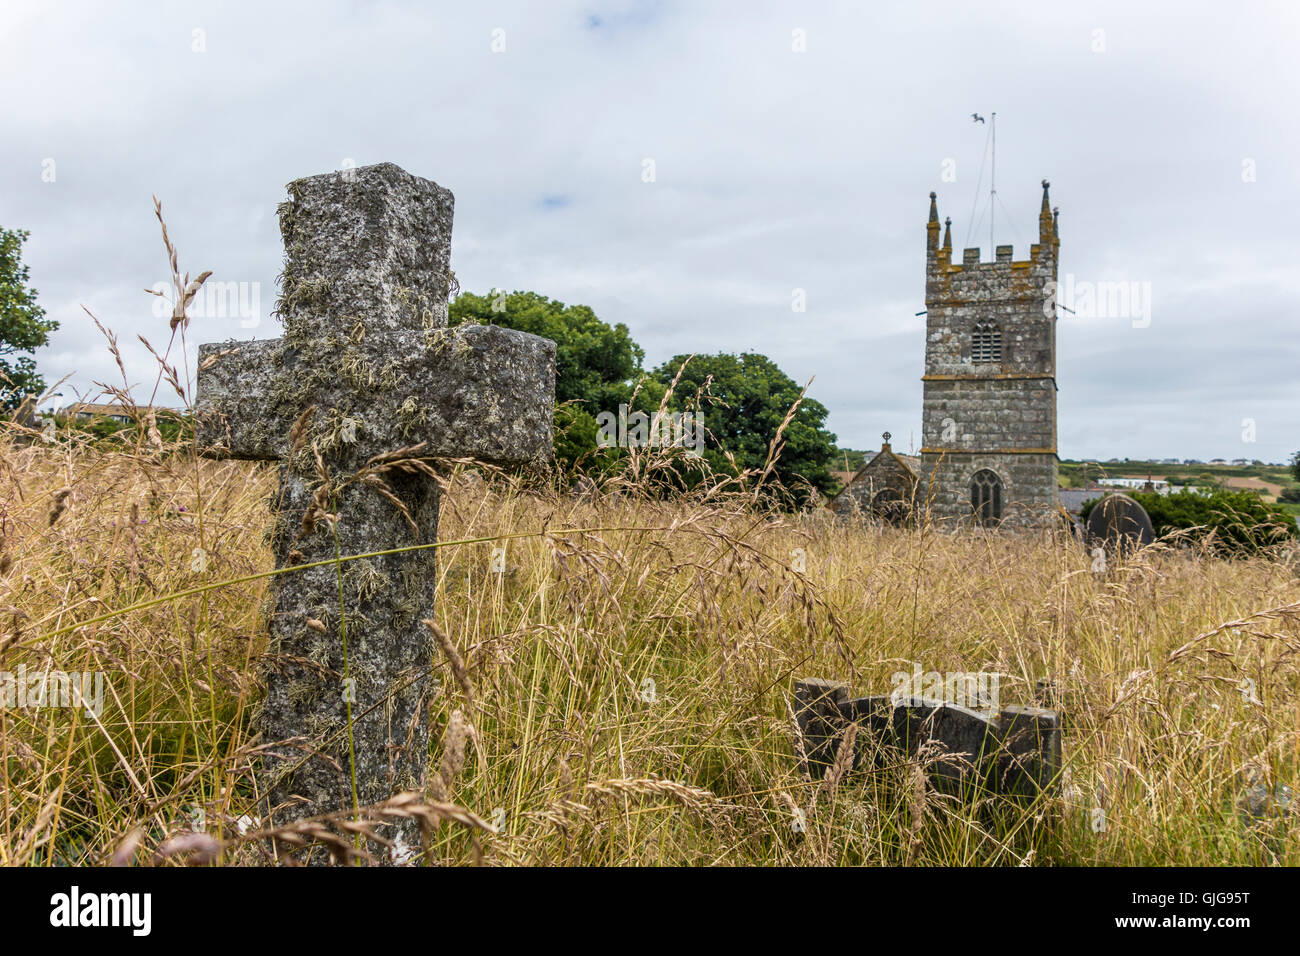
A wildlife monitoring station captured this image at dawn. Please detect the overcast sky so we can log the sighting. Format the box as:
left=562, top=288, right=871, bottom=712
left=3, top=0, right=1297, bottom=463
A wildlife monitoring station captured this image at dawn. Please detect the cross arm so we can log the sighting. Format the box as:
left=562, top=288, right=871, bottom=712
left=196, top=324, right=556, bottom=466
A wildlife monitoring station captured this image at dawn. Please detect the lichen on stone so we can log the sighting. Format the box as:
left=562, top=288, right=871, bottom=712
left=280, top=274, right=332, bottom=314
left=344, top=558, right=389, bottom=604
left=190, top=163, right=556, bottom=858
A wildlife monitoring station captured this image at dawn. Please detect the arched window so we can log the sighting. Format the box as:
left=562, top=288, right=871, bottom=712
left=871, top=488, right=910, bottom=526
left=971, top=322, right=1002, bottom=364
left=969, top=469, right=1003, bottom=526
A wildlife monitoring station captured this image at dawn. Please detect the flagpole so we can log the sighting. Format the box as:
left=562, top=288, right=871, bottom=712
left=990, top=112, right=996, bottom=253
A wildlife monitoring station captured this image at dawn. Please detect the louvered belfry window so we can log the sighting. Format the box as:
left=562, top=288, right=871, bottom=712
left=971, top=322, right=1002, bottom=364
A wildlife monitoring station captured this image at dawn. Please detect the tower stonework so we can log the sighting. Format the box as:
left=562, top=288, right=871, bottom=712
left=920, top=182, right=1060, bottom=527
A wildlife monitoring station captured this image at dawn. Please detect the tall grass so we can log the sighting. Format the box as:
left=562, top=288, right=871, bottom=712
left=2, top=214, right=1298, bottom=866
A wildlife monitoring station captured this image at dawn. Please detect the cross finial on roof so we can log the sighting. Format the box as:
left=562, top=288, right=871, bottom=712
left=882, top=431, right=891, bottom=444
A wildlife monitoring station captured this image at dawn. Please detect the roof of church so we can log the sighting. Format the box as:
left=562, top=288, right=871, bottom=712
left=828, top=442, right=920, bottom=505
left=1059, top=488, right=1102, bottom=515
left=857, top=444, right=920, bottom=481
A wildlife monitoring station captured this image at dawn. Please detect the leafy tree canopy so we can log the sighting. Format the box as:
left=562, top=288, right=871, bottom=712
left=651, top=351, right=837, bottom=501
left=0, top=228, right=58, bottom=411
left=448, top=295, right=838, bottom=500
left=449, top=291, right=662, bottom=470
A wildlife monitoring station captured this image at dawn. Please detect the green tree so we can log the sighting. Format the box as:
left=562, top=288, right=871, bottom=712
left=60, top=409, right=193, bottom=448
left=651, top=351, right=837, bottom=502
left=449, top=291, right=661, bottom=470
left=0, top=228, right=57, bottom=410
left=1290, top=450, right=1300, bottom=483
left=832, top=447, right=868, bottom=474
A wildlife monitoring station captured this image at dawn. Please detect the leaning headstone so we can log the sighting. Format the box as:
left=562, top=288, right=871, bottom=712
left=12, top=395, right=39, bottom=431
left=793, top=678, right=851, bottom=772
left=1086, top=492, right=1155, bottom=551
left=196, top=163, right=555, bottom=859
left=794, top=677, right=1063, bottom=798
left=571, top=474, right=597, bottom=501
left=1238, top=779, right=1293, bottom=821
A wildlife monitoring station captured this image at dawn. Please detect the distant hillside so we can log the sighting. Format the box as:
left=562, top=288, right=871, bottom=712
left=1060, top=459, right=1300, bottom=517
left=825, top=455, right=1300, bottom=517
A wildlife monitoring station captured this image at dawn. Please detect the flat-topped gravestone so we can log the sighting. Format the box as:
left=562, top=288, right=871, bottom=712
left=794, top=678, right=1063, bottom=798
left=196, top=163, right=555, bottom=861
left=1086, top=492, right=1155, bottom=551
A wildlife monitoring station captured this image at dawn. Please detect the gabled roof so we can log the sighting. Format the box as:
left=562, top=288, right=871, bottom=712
left=1058, top=488, right=1100, bottom=515
left=828, top=443, right=920, bottom=506
left=848, top=444, right=919, bottom=485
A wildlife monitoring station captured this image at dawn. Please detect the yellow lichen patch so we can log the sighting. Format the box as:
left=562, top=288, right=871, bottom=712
left=397, top=395, right=427, bottom=439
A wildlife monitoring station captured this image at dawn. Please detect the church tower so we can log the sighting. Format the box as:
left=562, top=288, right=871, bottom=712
left=920, top=182, right=1060, bottom=526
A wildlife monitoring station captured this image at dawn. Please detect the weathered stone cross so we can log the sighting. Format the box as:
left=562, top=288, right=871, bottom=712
left=196, top=163, right=555, bottom=848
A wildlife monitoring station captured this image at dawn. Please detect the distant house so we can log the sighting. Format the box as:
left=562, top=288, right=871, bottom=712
left=1060, top=476, right=1176, bottom=516
left=69, top=403, right=173, bottom=425
left=1102, top=477, right=1170, bottom=492
left=830, top=470, right=858, bottom=490
left=70, top=403, right=134, bottom=424
left=1209, top=458, right=1228, bottom=465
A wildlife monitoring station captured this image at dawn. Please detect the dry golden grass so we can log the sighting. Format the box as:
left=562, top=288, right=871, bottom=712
left=3, top=424, right=1299, bottom=866
left=3, top=215, right=1297, bottom=866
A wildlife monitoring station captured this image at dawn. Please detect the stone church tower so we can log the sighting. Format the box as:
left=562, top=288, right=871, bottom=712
left=920, top=181, right=1060, bottom=526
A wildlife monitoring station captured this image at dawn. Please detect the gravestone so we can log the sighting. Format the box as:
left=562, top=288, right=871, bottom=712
left=12, top=395, right=39, bottom=431
left=570, top=474, right=597, bottom=501
left=794, top=677, right=1062, bottom=798
left=1086, top=492, right=1155, bottom=551
left=196, top=163, right=555, bottom=856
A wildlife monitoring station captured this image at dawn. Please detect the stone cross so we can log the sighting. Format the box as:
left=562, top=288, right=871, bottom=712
left=195, top=163, right=555, bottom=854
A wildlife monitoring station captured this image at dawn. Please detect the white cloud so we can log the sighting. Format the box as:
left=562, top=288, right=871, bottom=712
left=2, top=0, right=1296, bottom=461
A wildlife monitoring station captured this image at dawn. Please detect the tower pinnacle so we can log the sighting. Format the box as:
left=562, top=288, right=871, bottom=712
left=1039, top=180, right=1054, bottom=244
left=927, top=191, right=940, bottom=252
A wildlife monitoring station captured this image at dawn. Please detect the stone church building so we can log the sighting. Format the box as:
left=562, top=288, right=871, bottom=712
left=831, top=181, right=1061, bottom=528
left=828, top=433, right=920, bottom=523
